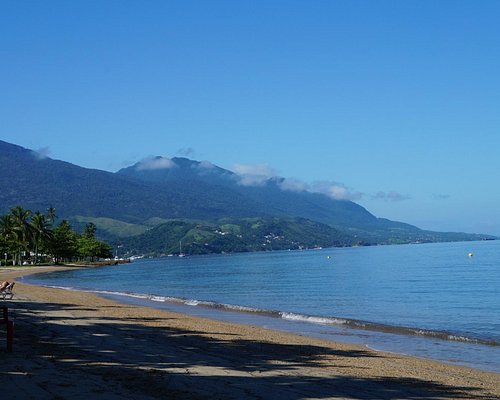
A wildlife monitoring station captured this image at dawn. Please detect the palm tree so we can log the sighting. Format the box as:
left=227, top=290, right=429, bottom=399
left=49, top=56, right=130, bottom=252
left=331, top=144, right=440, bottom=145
left=0, top=214, right=14, bottom=237
left=0, top=214, right=14, bottom=265
left=46, top=206, right=57, bottom=224
left=31, top=212, right=52, bottom=264
left=10, top=206, right=33, bottom=265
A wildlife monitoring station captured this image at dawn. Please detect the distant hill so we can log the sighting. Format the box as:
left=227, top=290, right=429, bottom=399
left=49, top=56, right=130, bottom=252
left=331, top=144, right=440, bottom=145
left=116, top=217, right=360, bottom=257
left=0, top=140, right=495, bottom=253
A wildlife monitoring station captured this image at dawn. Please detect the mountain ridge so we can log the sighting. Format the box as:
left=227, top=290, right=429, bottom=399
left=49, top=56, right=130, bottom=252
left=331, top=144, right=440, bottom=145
left=0, top=140, right=495, bottom=249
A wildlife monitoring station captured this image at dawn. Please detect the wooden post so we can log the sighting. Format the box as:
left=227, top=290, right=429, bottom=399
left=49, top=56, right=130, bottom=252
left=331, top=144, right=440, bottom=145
left=6, top=321, right=13, bottom=352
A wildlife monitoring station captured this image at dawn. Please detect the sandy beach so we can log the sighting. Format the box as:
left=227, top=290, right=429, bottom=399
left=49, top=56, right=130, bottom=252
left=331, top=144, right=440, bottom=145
left=1, top=266, right=498, bottom=400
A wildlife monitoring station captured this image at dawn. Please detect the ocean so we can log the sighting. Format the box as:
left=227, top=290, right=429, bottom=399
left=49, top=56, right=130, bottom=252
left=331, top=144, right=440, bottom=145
left=24, top=240, right=499, bottom=372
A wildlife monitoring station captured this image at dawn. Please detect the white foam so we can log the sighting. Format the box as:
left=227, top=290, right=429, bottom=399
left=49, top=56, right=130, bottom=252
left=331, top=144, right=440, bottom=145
left=221, top=304, right=263, bottom=313
left=448, top=335, right=476, bottom=343
left=26, top=283, right=497, bottom=347
left=150, top=295, right=167, bottom=302
left=280, top=312, right=348, bottom=325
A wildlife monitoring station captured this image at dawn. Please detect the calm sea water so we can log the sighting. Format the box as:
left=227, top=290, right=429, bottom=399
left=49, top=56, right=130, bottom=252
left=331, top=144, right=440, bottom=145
left=24, top=240, right=500, bottom=372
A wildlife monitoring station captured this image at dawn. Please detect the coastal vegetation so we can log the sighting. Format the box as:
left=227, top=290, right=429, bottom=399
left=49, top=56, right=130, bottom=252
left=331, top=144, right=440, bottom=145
left=0, top=206, right=112, bottom=265
left=115, top=216, right=497, bottom=257
left=116, top=217, right=369, bottom=258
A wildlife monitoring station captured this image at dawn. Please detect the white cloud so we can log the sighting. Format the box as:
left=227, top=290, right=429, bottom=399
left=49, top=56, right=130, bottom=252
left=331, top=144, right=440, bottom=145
left=136, top=156, right=176, bottom=171
left=278, top=178, right=309, bottom=192
left=231, top=161, right=366, bottom=201
left=197, top=160, right=216, bottom=169
left=233, top=163, right=275, bottom=177
left=33, top=146, right=51, bottom=160
left=371, top=191, right=411, bottom=202
left=311, top=181, right=364, bottom=201
left=232, top=163, right=276, bottom=186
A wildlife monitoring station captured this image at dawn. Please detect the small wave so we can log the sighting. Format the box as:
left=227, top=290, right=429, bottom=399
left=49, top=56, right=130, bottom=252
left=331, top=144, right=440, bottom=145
left=89, top=290, right=269, bottom=315
left=221, top=304, right=265, bottom=314
left=404, top=328, right=498, bottom=346
left=32, top=284, right=499, bottom=347
left=280, top=312, right=349, bottom=325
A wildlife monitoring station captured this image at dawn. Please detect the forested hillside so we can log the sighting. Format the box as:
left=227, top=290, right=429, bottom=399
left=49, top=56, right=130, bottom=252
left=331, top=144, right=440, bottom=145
left=0, top=140, right=495, bottom=255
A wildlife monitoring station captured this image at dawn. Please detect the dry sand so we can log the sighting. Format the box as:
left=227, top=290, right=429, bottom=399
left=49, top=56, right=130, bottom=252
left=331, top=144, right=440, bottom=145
left=1, top=266, right=498, bottom=399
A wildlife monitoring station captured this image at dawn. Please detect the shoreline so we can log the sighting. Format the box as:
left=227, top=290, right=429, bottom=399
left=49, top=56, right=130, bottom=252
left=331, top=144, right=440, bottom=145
left=19, top=261, right=500, bottom=374
left=1, top=266, right=499, bottom=399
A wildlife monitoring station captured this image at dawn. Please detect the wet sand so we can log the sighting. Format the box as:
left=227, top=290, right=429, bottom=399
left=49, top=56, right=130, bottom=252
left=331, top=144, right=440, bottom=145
left=1, top=266, right=499, bottom=399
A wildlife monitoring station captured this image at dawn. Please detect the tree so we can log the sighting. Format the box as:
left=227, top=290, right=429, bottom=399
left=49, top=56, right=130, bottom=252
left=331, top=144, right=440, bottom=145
left=0, top=214, right=14, bottom=237
left=31, top=212, right=53, bottom=264
left=0, top=214, right=15, bottom=265
left=83, top=222, right=97, bottom=239
left=0, top=206, right=113, bottom=265
left=10, top=206, right=33, bottom=265
left=77, top=224, right=112, bottom=261
left=48, top=220, right=78, bottom=263
left=46, top=206, right=57, bottom=224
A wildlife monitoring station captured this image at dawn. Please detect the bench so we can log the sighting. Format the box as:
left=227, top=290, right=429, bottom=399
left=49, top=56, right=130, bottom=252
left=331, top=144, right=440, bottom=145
left=0, top=282, right=14, bottom=300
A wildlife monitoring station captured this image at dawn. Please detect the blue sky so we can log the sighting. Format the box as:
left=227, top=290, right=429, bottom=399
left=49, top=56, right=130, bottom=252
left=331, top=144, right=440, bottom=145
left=1, top=1, right=499, bottom=235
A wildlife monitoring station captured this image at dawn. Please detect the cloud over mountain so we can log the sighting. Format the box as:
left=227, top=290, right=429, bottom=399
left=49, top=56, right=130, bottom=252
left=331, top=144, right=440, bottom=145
left=196, top=160, right=216, bottom=169
left=33, top=146, right=51, bottom=160
left=233, top=163, right=277, bottom=186
left=278, top=177, right=309, bottom=192
left=136, top=156, right=176, bottom=171
left=231, top=163, right=363, bottom=199
left=311, top=181, right=364, bottom=201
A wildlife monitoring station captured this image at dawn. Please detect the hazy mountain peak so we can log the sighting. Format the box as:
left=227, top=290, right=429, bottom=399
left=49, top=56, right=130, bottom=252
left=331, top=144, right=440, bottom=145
left=132, top=156, right=177, bottom=171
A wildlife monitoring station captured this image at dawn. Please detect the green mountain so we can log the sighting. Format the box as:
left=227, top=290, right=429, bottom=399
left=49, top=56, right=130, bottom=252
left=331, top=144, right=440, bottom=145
left=117, top=217, right=360, bottom=257
left=0, top=140, right=267, bottom=222
left=117, top=156, right=377, bottom=230
left=0, top=140, right=495, bottom=254
left=117, top=157, right=495, bottom=244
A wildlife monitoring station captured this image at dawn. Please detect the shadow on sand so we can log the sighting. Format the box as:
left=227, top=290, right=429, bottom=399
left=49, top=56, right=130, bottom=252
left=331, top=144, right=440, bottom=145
left=1, top=298, right=495, bottom=400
